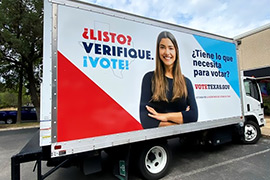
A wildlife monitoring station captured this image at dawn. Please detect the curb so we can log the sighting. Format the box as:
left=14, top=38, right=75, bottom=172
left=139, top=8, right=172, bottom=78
left=262, top=131, right=270, bottom=137
left=261, top=117, right=270, bottom=137
left=0, top=125, right=39, bottom=132
left=262, top=135, right=270, bottom=138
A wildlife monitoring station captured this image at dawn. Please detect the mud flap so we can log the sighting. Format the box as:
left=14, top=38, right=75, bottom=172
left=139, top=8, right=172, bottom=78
left=113, top=145, right=131, bottom=180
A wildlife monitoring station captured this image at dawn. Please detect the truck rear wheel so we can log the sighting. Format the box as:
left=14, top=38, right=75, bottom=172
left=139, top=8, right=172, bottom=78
left=243, top=121, right=261, bottom=144
left=138, top=142, right=171, bottom=180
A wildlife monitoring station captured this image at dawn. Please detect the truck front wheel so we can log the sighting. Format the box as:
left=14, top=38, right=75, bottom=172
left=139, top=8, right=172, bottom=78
left=243, top=121, right=261, bottom=144
left=138, top=142, right=171, bottom=180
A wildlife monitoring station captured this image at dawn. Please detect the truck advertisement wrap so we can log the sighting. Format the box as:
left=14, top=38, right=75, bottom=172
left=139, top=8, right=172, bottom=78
left=55, top=4, right=241, bottom=141
left=40, top=1, right=242, bottom=156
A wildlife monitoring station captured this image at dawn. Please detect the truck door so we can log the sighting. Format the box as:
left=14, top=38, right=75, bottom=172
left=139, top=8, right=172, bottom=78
left=243, top=78, right=264, bottom=125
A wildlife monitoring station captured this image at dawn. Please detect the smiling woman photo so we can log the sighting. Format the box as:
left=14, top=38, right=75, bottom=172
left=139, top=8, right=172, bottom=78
left=139, top=31, right=198, bottom=129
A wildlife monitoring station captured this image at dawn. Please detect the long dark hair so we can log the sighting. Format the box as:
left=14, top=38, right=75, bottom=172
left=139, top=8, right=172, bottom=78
left=152, top=31, right=187, bottom=102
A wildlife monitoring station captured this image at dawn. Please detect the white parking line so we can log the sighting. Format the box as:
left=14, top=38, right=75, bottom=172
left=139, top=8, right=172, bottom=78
left=178, top=148, right=270, bottom=178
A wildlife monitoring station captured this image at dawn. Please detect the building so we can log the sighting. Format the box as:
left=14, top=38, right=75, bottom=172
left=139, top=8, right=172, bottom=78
left=234, top=23, right=270, bottom=97
left=234, top=23, right=270, bottom=115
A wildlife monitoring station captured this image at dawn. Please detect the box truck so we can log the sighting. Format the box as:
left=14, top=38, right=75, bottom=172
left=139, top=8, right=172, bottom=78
left=11, top=0, right=265, bottom=179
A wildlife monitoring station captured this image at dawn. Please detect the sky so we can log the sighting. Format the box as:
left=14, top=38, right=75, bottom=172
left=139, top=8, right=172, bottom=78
left=81, top=0, right=270, bottom=37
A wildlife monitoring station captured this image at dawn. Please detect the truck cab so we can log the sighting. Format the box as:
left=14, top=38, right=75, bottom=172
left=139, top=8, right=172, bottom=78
left=242, top=75, right=265, bottom=143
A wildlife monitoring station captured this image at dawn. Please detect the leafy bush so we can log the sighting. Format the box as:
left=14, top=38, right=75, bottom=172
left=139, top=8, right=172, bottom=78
left=0, top=91, right=31, bottom=109
left=0, top=92, right=17, bottom=108
left=263, top=96, right=270, bottom=115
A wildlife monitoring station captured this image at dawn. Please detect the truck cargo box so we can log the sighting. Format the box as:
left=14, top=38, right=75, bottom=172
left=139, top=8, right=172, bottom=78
left=40, top=0, right=243, bottom=158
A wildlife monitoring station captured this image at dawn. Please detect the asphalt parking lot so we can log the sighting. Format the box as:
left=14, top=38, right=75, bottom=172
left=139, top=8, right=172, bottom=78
left=1, top=127, right=270, bottom=180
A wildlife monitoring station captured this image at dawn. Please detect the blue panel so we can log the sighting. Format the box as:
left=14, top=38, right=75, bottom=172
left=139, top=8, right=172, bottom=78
left=193, top=35, right=240, bottom=97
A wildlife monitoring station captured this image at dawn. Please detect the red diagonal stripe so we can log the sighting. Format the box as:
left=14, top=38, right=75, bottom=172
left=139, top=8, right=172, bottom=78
left=57, top=51, right=142, bottom=142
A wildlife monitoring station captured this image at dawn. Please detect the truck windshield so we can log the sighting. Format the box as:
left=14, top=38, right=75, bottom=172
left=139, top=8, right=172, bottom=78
left=244, top=79, right=261, bottom=102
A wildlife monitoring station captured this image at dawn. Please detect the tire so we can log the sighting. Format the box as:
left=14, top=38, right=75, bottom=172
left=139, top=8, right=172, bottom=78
left=5, top=118, right=14, bottom=124
left=243, top=121, right=261, bottom=144
left=138, top=142, right=171, bottom=180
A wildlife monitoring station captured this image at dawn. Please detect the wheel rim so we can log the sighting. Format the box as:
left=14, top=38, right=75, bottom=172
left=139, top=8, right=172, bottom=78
left=244, top=124, right=257, bottom=142
left=6, top=118, right=13, bottom=124
left=145, top=146, right=167, bottom=174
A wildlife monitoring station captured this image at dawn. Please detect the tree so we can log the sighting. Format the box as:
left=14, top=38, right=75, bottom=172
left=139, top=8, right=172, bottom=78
left=0, top=0, right=43, bottom=121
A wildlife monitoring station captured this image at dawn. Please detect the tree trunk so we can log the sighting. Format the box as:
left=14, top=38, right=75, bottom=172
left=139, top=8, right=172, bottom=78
left=16, top=67, right=23, bottom=124
left=26, top=63, right=40, bottom=122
